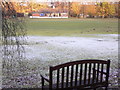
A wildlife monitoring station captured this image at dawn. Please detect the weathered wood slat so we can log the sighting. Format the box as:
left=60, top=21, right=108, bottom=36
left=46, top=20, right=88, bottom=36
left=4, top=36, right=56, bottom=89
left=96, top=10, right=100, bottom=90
left=57, top=69, right=59, bottom=89
left=88, top=63, right=91, bottom=84
left=62, top=67, right=64, bottom=88
left=100, top=64, right=104, bottom=82
left=70, top=65, right=74, bottom=87
left=92, top=63, right=96, bottom=83
left=75, top=64, right=78, bottom=86
left=66, top=66, right=69, bottom=88
left=79, top=64, right=83, bottom=85
left=84, top=63, right=87, bottom=84
left=49, top=67, right=53, bottom=89
left=106, top=60, right=110, bottom=84
left=96, top=63, right=100, bottom=82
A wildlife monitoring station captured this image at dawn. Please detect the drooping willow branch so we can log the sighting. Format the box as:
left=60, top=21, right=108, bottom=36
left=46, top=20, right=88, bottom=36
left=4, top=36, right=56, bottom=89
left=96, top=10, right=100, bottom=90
left=1, top=1, right=27, bottom=68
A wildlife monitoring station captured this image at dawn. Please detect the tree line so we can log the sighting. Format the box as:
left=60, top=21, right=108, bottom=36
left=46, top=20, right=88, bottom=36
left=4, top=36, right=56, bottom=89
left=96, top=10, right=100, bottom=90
left=5, top=1, right=119, bottom=18
left=69, top=2, right=118, bottom=18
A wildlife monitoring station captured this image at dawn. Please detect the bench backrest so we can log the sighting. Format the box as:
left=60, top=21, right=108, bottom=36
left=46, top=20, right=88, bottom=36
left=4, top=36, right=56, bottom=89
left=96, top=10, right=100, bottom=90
left=49, top=59, right=110, bottom=89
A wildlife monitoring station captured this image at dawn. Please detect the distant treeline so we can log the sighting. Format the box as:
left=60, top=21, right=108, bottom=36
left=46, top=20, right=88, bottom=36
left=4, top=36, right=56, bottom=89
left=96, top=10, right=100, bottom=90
left=68, top=2, right=119, bottom=18
left=5, top=1, right=119, bottom=18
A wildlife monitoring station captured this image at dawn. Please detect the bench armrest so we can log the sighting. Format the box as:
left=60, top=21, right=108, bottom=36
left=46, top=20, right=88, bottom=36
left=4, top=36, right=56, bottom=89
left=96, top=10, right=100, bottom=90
left=40, top=74, right=50, bottom=82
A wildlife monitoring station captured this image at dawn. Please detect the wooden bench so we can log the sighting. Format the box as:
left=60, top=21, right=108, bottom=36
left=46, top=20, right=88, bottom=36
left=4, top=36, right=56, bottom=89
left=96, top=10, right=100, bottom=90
left=41, top=59, right=110, bottom=90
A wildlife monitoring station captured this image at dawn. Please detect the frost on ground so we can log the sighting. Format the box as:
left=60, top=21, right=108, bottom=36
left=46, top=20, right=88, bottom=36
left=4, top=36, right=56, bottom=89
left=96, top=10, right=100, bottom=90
left=2, top=34, right=119, bottom=88
left=25, top=34, right=118, bottom=61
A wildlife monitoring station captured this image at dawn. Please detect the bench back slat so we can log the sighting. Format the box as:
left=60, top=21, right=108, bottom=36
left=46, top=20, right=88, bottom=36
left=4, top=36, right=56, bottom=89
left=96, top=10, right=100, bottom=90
left=61, top=67, right=65, bottom=88
left=88, top=63, right=92, bottom=84
left=49, top=67, right=53, bottom=89
left=96, top=63, right=100, bottom=82
left=100, top=64, right=104, bottom=82
left=79, top=63, right=83, bottom=85
left=92, top=63, right=96, bottom=83
left=56, top=69, right=59, bottom=89
left=75, top=64, right=78, bottom=86
left=66, top=66, right=69, bottom=88
left=70, top=65, right=74, bottom=87
left=106, top=60, right=110, bottom=82
left=84, top=63, right=87, bottom=85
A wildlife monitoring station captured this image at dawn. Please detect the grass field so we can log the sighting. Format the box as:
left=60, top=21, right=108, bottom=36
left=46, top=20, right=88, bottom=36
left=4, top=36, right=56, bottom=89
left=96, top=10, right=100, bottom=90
left=26, top=18, right=118, bottom=36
